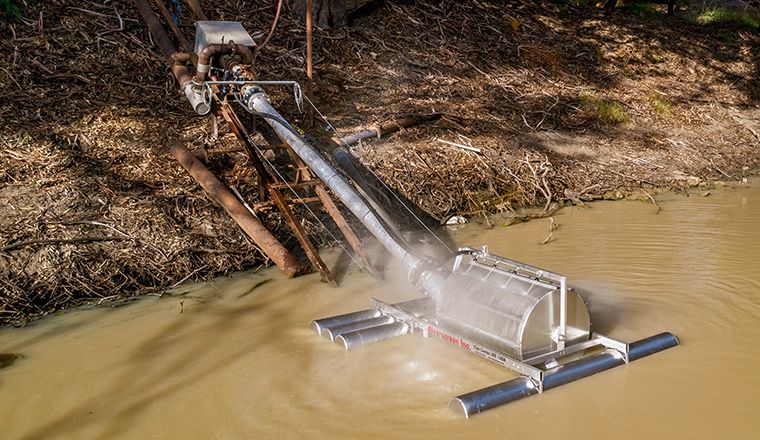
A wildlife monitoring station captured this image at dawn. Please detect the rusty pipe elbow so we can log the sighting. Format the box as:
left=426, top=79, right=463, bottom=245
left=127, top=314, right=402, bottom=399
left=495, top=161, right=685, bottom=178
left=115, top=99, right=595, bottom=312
left=194, top=42, right=254, bottom=83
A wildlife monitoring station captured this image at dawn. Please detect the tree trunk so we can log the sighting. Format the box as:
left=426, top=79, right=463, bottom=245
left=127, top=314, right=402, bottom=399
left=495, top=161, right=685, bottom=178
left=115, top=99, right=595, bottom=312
left=292, top=0, right=375, bottom=28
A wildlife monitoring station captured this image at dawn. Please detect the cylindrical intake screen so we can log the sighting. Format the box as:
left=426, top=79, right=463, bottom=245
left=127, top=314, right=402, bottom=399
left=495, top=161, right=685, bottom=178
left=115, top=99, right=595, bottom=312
left=433, top=260, right=590, bottom=360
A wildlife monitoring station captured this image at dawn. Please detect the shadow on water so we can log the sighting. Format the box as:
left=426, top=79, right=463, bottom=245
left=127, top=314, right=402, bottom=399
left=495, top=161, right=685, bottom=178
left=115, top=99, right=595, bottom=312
left=573, top=281, right=650, bottom=336
left=0, top=353, right=23, bottom=370
left=21, top=289, right=290, bottom=439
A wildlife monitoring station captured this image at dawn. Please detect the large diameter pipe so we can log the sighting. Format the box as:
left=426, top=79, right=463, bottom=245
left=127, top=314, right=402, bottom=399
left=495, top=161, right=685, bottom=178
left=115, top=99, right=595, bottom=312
left=249, top=93, right=423, bottom=277
left=310, top=309, right=381, bottom=335
left=169, top=142, right=304, bottom=277
left=449, top=377, right=538, bottom=418
left=450, top=332, right=679, bottom=418
left=329, top=145, right=404, bottom=239
left=134, top=0, right=209, bottom=115
left=336, top=322, right=409, bottom=350
left=628, top=332, right=679, bottom=361
left=325, top=315, right=395, bottom=341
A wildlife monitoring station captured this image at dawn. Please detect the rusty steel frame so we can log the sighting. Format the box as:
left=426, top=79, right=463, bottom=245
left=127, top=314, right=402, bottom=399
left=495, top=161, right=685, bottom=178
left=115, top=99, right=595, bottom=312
left=184, top=0, right=208, bottom=21
left=151, top=0, right=196, bottom=63
left=169, top=142, right=305, bottom=277
left=215, top=93, right=376, bottom=282
left=136, top=0, right=375, bottom=281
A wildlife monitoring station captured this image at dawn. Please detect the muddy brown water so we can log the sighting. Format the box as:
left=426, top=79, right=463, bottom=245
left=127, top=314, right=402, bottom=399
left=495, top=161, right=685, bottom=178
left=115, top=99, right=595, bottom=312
left=1, top=184, right=759, bottom=439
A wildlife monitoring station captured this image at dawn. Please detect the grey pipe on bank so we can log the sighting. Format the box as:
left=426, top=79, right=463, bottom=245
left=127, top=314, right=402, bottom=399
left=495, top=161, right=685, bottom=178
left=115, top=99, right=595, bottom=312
left=449, top=332, right=679, bottom=418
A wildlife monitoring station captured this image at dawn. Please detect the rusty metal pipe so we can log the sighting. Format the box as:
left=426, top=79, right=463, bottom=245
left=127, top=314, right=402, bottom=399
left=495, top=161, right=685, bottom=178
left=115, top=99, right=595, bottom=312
left=169, top=142, right=305, bottom=277
left=152, top=0, right=196, bottom=64
left=184, top=0, right=208, bottom=21
left=194, top=43, right=254, bottom=83
left=134, top=0, right=192, bottom=85
left=135, top=0, right=211, bottom=114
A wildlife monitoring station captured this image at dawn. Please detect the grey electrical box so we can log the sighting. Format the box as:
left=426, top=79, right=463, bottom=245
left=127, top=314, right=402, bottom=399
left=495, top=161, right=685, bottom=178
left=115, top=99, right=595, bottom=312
left=194, top=21, right=256, bottom=55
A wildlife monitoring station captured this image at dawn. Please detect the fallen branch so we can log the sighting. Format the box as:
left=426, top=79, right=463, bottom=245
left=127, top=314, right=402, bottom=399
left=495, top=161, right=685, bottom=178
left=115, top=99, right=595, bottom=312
left=540, top=232, right=553, bottom=245
left=436, top=138, right=483, bottom=154
left=641, top=190, right=661, bottom=214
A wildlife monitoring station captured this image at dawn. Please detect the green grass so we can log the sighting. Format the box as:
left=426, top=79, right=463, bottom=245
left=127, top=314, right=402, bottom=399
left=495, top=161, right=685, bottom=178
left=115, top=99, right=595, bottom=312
left=0, top=0, right=19, bottom=19
left=597, top=99, right=630, bottom=124
left=649, top=94, right=673, bottom=116
left=580, top=95, right=631, bottom=124
left=696, top=8, right=760, bottom=29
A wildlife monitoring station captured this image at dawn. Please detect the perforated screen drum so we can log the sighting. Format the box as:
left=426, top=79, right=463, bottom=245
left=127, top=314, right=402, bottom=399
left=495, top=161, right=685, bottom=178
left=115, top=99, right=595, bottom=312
left=432, top=258, right=590, bottom=360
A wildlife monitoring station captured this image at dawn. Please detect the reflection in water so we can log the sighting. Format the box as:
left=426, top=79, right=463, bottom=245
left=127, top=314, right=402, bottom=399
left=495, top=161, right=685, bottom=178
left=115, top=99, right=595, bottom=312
left=1, top=184, right=759, bottom=438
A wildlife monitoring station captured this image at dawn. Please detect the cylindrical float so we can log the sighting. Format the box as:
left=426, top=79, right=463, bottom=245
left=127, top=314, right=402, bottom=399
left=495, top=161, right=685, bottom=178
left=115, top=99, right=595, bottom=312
left=449, top=332, right=679, bottom=418
left=449, top=376, right=538, bottom=417
left=628, top=332, right=679, bottom=361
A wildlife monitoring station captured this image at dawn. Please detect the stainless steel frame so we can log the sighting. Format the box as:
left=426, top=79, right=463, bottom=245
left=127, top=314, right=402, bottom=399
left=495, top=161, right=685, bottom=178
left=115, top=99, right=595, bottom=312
left=314, top=293, right=678, bottom=417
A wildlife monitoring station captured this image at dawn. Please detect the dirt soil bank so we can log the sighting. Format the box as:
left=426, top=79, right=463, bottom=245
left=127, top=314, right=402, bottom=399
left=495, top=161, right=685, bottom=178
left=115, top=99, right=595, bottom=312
left=1, top=0, right=758, bottom=325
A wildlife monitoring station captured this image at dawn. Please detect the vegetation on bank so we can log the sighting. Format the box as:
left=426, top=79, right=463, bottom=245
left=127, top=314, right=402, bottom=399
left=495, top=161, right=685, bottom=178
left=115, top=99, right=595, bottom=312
left=697, top=7, right=759, bottom=28
left=0, top=0, right=758, bottom=325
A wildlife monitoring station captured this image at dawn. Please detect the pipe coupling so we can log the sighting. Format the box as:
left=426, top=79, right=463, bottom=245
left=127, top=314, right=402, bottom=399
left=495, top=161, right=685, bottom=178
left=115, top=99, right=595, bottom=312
left=183, top=82, right=211, bottom=115
left=242, top=86, right=267, bottom=110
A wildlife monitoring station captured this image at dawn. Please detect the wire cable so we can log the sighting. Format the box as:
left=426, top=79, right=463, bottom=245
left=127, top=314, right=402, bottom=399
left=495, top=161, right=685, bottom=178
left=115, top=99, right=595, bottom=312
left=238, top=114, right=395, bottom=296
left=301, top=94, right=454, bottom=254
left=253, top=0, right=284, bottom=62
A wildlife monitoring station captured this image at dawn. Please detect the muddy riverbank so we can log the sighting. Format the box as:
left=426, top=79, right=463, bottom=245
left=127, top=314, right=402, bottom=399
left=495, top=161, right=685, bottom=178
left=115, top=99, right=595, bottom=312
left=1, top=0, right=759, bottom=324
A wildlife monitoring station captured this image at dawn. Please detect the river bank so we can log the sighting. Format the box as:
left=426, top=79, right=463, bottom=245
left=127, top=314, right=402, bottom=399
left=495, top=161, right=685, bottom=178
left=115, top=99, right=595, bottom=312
left=1, top=0, right=759, bottom=325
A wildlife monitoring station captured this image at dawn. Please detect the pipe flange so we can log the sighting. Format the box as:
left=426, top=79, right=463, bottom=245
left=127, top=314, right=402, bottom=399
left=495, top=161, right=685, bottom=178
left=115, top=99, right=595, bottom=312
left=408, top=256, right=440, bottom=287
left=242, top=86, right=267, bottom=109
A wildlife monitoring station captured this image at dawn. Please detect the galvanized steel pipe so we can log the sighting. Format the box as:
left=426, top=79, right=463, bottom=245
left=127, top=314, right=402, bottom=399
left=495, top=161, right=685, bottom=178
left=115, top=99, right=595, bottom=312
left=248, top=92, right=425, bottom=278
left=325, top=316, right=395, bottom=341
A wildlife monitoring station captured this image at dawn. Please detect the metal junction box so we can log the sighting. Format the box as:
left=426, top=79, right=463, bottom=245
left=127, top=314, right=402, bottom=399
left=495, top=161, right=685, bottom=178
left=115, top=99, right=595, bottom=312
left=194, top=21, right=256, bottom=55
